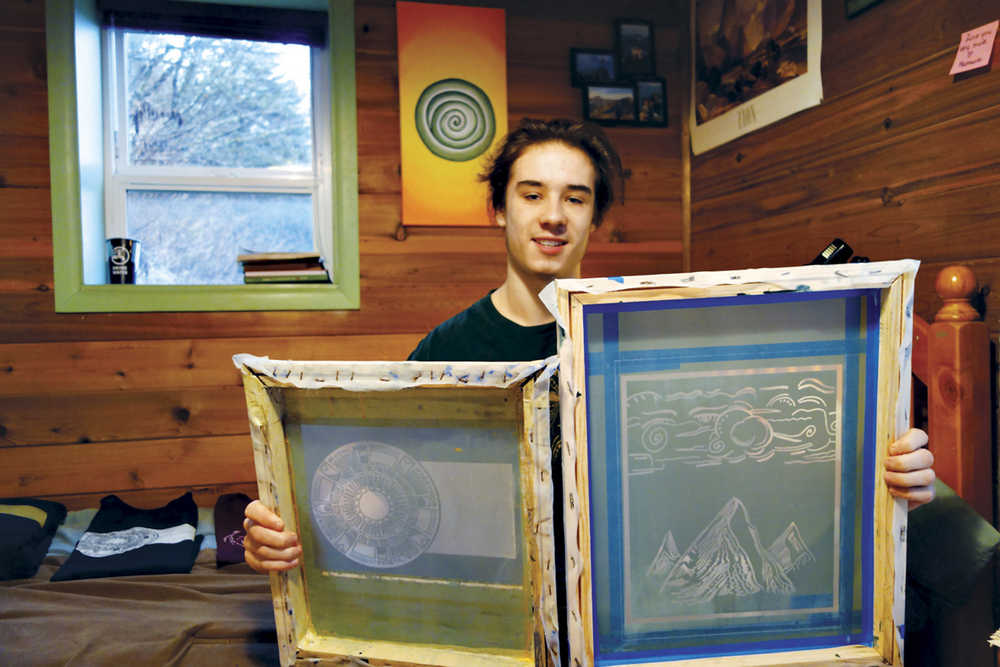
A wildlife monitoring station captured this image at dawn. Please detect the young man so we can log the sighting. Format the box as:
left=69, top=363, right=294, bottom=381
left=244, top=118, right=935, bottom=571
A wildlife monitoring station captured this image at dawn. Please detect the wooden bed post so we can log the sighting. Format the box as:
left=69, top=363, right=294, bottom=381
left=928, top=265, right=993, bottom=523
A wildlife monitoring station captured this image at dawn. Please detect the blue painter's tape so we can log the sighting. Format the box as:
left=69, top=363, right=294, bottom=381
left=586, top=339, right=870, bottom=377
left=596, top=632, right=861, bottom=665
left=584, top=288, right=871, bottom=315
left=609, top=276, right=625, bottom=283
left=602, top=313, right=626, bottom=635
left=581, top=290, right=883, bottom=662
left=861, top=291, right=881, bottom=637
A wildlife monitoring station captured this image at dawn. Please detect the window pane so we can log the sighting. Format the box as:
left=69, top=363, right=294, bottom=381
left=127, top=190, right=314, bottom=285
left=124, top=32, right=312, bottom=169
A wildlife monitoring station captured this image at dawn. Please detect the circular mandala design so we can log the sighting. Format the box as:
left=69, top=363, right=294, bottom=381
left=414, top=78, right=495, bottom=162
left=311, top=441, right=440, bottom=568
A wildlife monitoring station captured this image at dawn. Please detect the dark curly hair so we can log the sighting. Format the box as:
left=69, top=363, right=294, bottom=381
left=480, top=118, right=623, bottom=227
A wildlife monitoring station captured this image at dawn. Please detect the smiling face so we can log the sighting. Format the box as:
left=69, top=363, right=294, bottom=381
left=495, top=141, right=597, bottom=286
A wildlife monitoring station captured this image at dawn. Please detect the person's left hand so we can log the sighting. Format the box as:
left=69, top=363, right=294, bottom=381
left=884, top=428, right=935, bottom=509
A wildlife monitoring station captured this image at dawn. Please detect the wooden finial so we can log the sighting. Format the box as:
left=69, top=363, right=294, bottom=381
left=934, top=265, right=979, bottom=321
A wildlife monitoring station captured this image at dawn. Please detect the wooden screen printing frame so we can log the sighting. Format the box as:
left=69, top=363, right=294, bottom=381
left=550, top=260, right=917, bottom=667
left=235, top=355, right=559, bottom=667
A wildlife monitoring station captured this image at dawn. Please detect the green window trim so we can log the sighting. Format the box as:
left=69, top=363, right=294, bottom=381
left=46, top=0, right=360, bottom=312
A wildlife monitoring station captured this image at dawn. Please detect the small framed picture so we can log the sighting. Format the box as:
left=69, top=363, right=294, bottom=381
left=635, top=78, right=668, bottom=126
left=570, top=48, right=617, bottom=87
left=615, top=18, right=655, bottom=79
left=583, top=83, right=637, bottom=125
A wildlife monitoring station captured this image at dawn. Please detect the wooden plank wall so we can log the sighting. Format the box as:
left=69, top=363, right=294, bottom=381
left=0, top=0, right=686, bottom=508
left=690, top=0, right=1000, bottom=335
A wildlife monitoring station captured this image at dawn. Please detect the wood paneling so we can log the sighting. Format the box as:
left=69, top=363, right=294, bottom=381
left=0, top=188, right=52, bottom=258
left=5, top=435, right=256, bottom=499
left=1, top=0, right=44, bottom=32
left=0, top=387, right=250, bottom=447
left=0, top=136, right=49, bottom=188
left=692, top=0, right=1000, bottom=345
left=0, top=0, right=686, bottom=505
left=821, top=0, right=999, bottom=98
left=48, top=483, right=261, bottom=512
left=0, top=334, right=423, bottom=396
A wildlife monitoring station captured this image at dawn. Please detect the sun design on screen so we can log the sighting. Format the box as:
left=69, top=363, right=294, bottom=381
left=310, top=441, right=441, bottom=568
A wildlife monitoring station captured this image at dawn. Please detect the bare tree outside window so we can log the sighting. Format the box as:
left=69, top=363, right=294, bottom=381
left=115, top=32, right=318, bottom=284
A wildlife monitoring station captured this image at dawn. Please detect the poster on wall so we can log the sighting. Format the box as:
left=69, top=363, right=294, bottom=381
left=689, top=0, right=822, bottom=155
left=397, top=2, right=507, bottom=227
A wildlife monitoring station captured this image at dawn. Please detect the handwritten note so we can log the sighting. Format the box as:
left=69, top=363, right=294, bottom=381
left=949, top=20, right=999, bottom=75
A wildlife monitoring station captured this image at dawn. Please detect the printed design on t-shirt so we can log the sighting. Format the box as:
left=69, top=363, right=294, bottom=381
left=222, top=529, right=246, bottom=547
left=311, top=441, right=441, bottom=569
left=76, top=523, right=197, bottom=558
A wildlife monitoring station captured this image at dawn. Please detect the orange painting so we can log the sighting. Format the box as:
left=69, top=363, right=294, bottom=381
left=397, top=2, right=507, bottom=227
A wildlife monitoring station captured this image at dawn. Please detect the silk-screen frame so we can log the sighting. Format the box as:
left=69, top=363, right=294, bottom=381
left=235, top=354, right=559, bottom=667
left=550, top=261, right=916, bottom=667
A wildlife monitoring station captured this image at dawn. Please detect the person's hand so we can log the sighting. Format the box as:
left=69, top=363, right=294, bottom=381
left=243, top=500, right=302, bottom=572
left=883, top=428, right=935, bottom=510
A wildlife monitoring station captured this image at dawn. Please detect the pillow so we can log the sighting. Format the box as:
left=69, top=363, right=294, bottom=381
left=51, top=491, right=200, bottom=582
left=0, top=497, right=67, bottom=580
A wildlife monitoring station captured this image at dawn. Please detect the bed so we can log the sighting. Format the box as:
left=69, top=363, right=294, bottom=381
left=0, top=505, right=279, bottom=666
left=0, top=264, right=994, bottom=667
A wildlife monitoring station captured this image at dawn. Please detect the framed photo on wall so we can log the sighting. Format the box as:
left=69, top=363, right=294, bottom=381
left=235, top=354, right=560, bottom=667
left=635, top=78, right=667, bottom=126
left=689, top=0, right=823, bottom=155
left=570, top=48, right=617, bottom=86
left=615, top=18, right=655, bottom=79
left=551, top=260, right=917, bottom=667
left=583, top=83, right=637, bottom=125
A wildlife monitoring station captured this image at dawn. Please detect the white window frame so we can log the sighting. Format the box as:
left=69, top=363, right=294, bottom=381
left=100, top=26, right=334, bottom=280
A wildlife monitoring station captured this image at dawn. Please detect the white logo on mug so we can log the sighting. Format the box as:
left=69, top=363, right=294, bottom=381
left=111, top=245, right=131, bottom=265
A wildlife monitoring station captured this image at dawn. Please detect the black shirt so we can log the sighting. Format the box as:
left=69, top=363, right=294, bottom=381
left=408, top=292, right=556, bottom=362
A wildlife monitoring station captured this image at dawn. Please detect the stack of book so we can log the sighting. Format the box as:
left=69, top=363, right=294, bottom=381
left=238, top=252, right=330, bottom=284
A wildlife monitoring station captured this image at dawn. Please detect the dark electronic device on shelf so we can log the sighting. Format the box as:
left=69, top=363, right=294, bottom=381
left=809, top=238, right=854, bottom=265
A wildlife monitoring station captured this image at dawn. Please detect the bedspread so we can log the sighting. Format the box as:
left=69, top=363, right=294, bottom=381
left=0, top=549, right=278, bottom=666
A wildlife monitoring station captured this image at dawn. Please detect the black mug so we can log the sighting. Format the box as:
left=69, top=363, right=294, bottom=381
left=107, top=238, right=140, bottom=284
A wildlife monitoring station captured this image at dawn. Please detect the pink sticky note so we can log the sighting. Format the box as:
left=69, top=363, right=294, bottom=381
left=949, top=20, right=999, bottom=75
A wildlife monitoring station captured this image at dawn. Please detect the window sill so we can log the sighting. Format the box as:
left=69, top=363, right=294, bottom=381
left=55, top=283, right=359, bottom=313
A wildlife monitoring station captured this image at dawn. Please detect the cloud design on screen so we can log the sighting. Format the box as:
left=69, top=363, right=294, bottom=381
left=627, top=375, right=838, bottom=473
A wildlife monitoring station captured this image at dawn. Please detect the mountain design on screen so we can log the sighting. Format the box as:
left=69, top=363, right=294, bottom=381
left=646, top=497, right=814, bottom=603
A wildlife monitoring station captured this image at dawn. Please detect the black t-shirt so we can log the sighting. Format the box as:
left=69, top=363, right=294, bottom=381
left=408, top=291, right=556, bottom=362
left=51, top=492, right=200, bottom=581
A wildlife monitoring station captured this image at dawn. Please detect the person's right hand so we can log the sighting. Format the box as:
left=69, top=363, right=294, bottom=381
left=243, top=499, right=302, bottom=572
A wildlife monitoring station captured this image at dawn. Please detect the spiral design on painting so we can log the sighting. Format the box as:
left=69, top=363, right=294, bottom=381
left=415, top=78, right=495, bottom=162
